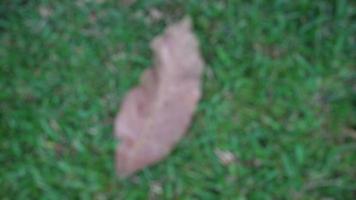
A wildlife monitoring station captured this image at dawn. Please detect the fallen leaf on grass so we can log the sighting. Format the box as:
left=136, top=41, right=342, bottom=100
left=149, top=181, right=163, bottom=198
left=38, top=6, right=52, bottom=18
left=148, top=8, right=163, bottom=22
left=120, top=0, right=136, bottom=6
left=214, top=149, right=236, bottom=166
left=114, top=17, right=204, bottom=177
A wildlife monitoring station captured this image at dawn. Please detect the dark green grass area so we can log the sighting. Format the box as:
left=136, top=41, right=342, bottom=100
left=1, top=0, right=355, bottom=199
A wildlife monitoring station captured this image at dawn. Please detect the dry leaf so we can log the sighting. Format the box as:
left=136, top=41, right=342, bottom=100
left=114, top=17, right=204, bottom=177
left=120, top=0, right=136, bottom=6
left=148, top=8, right=163, bottom=22
left=149, top=181, right=163, bottom=199
left=214, top=149, right=236, bottom=166
left=38, top=6, right=52, bottom=18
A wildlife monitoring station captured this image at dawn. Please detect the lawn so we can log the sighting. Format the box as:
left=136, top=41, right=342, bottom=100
left=0, top=0, right=355, bottom=199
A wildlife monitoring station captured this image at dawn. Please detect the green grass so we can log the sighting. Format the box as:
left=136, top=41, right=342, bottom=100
left=1, top=0, right=355, bottom=199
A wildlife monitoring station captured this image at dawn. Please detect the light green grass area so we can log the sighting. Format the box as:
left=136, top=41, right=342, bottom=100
left=1, top=0, right=355, bottom=199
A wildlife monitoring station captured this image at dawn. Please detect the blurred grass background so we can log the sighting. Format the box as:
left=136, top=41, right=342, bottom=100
left=0, top=0, right=355, bottom=199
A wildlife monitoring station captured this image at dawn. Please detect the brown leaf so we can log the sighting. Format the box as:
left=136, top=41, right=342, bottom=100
left=114, top=17, right=204, bottom=177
